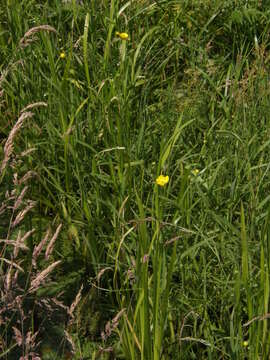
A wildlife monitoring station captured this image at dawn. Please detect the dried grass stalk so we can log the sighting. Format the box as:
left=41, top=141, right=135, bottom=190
left=0, top=239, right=28, bottom=251
left=19, top=25, right=57, bottom=48
left=13, top=327, right=23, bottom=346
left=13, top=230, right=22, bottom=258
left=20, top=102, right=47, bottom=114
left=112, top=308, right=126, bottom=326
left=5, top=266, right=12, bottom=291
left=21, top=229, right=36, bottom=244
left=29, top=260, right=61, bottom=293
left=19, top=148, right=37, bottom=158
left=12, top=269, right=19, bottom=289
left=101, top=308, right=126, bottom=341
left=13, top=186, right=28, bottom=210
left=51, top=298, right=69, bottom=312
left=1, top=111, right=34, bottom=173
left=68, top=284, right=83, bottom=318
left=0, top=258, right=24, bottom=272
left=12, top=200, right=36, bottom=228
left=32, top=228, right=51, bottom=267
left=97, top=267, right=113, bottom=283
left=13, top=229, right=35, bottom=258
left=45, top=224, right=62, bottom=260
left=17, top=171, right=37, bottom=185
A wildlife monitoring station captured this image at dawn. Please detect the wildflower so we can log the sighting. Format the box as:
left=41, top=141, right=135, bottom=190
left=191, top=169, right=199, bottom=176
left=115, top=31, right=129, bottom=40
left=156, top=175, right=169, bottom=187
left=243, top=340, right=248, bottom=347
left=60, top=52, right=66, bottom=59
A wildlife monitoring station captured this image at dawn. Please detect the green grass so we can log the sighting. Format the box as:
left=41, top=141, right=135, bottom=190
left=1, top=0, right=270, bottom=358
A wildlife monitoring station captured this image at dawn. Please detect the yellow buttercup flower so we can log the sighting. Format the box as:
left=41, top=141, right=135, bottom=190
left=60, top=52, right=66, bottom=59
left=156, top=175, right=169, bottom=187
left=115, top=31, right=129, bottom=40
left=191, top=169, right=199, bottom=176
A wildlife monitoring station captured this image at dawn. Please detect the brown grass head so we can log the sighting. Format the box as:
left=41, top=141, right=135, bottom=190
left=20, top=102, right=47, bottom=114
left=29, top=260, right=62, bottom=293
left=45, top=224, right=62, bottom=260
left=68, top=284, right=83, bottom=319
left=0, top=111, right=34, bottom=174
left=12, top=200, right=37, bottom=228
left=32, top=228, right=51, bottom=267
left=19, top=25, right=57, bottom=48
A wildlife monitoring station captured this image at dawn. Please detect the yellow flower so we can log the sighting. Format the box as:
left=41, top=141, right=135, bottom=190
left=115, top=31, right=129, bottom=40
left=191, top=169, right=199, bottom=176
left=156, top=175, right=169, bottom=187
left=243, top=341, right=248, bottom=347
left=60, top=52, right=66, bottom=59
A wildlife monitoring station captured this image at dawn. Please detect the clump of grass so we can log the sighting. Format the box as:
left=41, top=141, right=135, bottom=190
left=0, top=109, right=80, bottom=359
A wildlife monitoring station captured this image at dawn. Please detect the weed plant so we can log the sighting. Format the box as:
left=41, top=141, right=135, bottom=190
left=1, top=0, right=270, bottom=359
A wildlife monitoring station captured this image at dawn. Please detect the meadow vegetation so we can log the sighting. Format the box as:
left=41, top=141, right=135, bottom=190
left=1, top=0, right=270, bottom=358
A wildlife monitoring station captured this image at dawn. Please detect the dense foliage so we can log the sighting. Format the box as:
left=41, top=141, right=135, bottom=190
left=1, top=0, right=270, bottom=358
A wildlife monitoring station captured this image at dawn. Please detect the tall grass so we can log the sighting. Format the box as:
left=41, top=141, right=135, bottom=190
left=1, top=0, right=270, bottom=358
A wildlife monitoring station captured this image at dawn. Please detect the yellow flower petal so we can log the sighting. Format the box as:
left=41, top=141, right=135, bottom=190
left=60, top=52, right=66, bottom=59
left=191, top=169, right=199, bottom=176
left=156, top=175, right=169, bottom=187
left=115, top=32, right=129, bottom=40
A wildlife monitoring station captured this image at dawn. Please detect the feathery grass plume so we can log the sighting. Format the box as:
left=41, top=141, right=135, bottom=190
left=10, top=269, right=19, bottom=290
left=13, top=229, right=35, bottom=258
left=29, top=260, right=62, bottom=293
left=16, top=330, right=42, bottom=360
left=13, top=186, right=28, bottom=210
left=17, top=171, right=37, bottom=185
left=19, top=25, right=57, bottom=48
left=20, top=229, right=35, bottom=244
left=13, top=327, right=23, bottom=347
left=13, top=230, right=22, bottom=259
left=20, top=102, right=47, bottom=114
left=19, top=148, right=37, bottom=158
left=5, top=266, right=13, bottom=291
left=0, top=156, right=65, bottom=358
left=32, top=228, right=51, bottom=267
left=0, top=258, right=24, bottom=272
left=45, top=223, right=62, bottom=260
left=101, top=309, right=126, bottom=341
left=97, top=267, right=113, bottom=283
left=0, top=111, right=34, bottom=174
left=12, top=200, right=36, bottom=228
left=0, top=239, right=28, bottom=251
left=51, top=298, right=69, bottom=312
left=68, top=284, right=83, bottom=319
